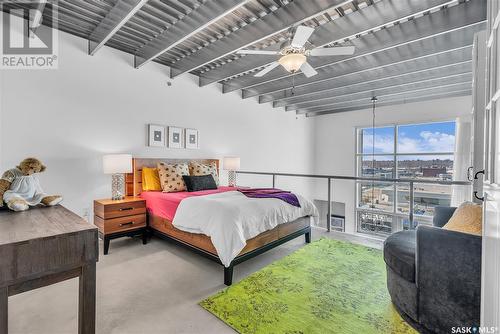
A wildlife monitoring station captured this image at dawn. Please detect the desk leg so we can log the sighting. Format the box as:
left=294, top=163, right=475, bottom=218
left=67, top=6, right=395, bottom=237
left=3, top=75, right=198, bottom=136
left=78, top=264, right=96, bottom=334
left=0, top=287, right=7, bottom=334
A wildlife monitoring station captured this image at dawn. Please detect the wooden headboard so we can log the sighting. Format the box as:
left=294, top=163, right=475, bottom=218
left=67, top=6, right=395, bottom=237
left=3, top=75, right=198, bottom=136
left=125, top=158, right=220, bottom=197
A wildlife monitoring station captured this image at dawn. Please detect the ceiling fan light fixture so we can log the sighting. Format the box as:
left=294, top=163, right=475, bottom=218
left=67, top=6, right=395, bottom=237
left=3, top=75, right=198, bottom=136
left=278, top=53, right=306, bottom=73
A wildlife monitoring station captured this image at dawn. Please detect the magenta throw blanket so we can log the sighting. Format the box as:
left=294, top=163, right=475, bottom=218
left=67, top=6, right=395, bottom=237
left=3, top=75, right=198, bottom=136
left=237, top=188, right=301, bottom=207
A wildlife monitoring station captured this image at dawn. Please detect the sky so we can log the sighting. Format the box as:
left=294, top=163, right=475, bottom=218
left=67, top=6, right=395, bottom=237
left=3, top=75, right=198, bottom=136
left=361, top=121, right=456, bottom=159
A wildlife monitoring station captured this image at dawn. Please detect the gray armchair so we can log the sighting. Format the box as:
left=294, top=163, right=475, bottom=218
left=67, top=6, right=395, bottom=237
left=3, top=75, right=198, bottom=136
left=384, top=206, right=482, bottom=334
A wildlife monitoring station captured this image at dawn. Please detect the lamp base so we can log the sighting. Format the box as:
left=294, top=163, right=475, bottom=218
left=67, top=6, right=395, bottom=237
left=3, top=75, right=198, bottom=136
left=228, top=170, right=236, bottom=187
left=111, top=173, right=125, bottom=200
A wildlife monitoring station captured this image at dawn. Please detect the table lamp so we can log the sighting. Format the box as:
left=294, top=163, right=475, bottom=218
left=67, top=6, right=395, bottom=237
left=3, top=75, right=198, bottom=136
left=223, top=157, right=240, bottom=187
left=103, top=154, right=132, bottom=200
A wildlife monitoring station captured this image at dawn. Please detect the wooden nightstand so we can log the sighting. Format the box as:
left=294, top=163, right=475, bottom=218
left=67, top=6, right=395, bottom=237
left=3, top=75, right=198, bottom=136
left=94, top=197, right=147, bottom=255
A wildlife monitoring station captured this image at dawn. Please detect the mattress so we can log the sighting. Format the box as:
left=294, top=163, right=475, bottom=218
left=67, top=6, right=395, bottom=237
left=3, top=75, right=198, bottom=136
left=172, top=190, right=318, bottom=266
left=140, top=186, right=236, bottom=221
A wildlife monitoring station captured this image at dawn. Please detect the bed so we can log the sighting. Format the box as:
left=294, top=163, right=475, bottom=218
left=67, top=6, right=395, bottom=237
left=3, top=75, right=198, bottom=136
left=126, top=158, right=317, bottom=285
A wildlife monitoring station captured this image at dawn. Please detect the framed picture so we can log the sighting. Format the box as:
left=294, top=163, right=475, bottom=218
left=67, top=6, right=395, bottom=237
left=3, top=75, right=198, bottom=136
left=148, top=124, right=165, bottom=147
left=185, top=129, right=199, bottom=149
left=168, top=126, right=183, bottom=149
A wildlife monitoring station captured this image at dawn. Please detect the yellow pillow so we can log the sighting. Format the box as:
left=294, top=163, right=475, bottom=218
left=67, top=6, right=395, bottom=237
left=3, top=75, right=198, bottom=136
left=443, top=202, right=482, bottom=236
left=141, top=167, right=162, bottom=191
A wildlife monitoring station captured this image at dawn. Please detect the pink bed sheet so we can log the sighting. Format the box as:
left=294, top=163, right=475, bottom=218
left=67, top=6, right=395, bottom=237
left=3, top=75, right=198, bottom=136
left=140, top=186, right=236, bottom=221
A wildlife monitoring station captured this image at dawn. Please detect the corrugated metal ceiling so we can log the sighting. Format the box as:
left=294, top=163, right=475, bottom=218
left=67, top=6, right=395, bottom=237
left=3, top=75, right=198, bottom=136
left=0, top=0, right=484, bottom=116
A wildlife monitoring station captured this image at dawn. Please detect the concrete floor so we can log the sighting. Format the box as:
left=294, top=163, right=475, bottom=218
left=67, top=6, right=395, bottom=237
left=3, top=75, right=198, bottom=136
left=9, top=228, right=383, bottom=334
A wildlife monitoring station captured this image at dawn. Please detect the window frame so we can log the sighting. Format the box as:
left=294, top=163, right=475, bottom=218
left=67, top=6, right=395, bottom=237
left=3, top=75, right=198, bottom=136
left=354, top=120, right=457, bottom=236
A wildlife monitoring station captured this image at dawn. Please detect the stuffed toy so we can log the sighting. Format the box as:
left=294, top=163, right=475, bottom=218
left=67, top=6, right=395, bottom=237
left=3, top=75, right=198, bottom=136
left=0, top=158, right=62, bottom=212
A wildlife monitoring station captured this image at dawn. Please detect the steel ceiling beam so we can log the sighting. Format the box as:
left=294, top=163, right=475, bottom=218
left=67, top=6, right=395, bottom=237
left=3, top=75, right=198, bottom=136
left=287, top=72, right=472, bottom=111
left=197, top=0, right=455, bottom=87
left=264, top=46, right=473, bottom=104
left=88, top=0, right=148, bottom=56
left=168, top=0, right=350, bottom=78
left=231, top=0, right=486, bottom=96
left=297, top=82, right=472, bottom=114
left=283, top=65, right=472, bottom=110
left=304, top=90, right=472, bottom=117
left=134, top=0, right=249, bottom=68
left=242, top=21, right=484, bottom=100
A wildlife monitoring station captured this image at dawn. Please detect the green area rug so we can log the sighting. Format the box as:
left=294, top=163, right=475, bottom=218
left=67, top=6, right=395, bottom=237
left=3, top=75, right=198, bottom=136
left=200, top=238, right=417, bottom=334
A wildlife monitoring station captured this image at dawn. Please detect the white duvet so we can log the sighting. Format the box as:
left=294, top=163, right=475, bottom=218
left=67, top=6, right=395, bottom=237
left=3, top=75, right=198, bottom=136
left=172, top=191, right=318, bottom=267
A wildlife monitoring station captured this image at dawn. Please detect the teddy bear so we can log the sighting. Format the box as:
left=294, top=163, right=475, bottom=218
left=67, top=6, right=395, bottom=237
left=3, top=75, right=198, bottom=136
left=0, top=157, right=62, bottom=212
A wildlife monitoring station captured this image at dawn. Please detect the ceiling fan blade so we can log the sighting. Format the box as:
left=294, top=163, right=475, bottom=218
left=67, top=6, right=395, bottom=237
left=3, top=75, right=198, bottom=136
left=309, top=46, right=356, bottom=56
left=254, top=62, right=281, bottom=77
left=300, top=62, right=318, bottom=78
left=236, top=49, right=280, bottom=55
left=291, top=25, right=315, bottom=48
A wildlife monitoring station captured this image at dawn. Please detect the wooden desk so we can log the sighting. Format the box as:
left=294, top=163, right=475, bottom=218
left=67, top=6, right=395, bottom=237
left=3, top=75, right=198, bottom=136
left=0, top=206, right=98, bottom=334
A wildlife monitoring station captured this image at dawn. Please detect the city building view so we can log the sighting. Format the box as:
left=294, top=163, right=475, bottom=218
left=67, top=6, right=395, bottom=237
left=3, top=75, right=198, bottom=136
left=356, top=121, right=458, bottom=236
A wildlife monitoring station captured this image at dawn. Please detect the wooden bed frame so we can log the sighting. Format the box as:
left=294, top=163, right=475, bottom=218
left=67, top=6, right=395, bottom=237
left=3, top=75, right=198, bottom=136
left=126, top=158, right=311, bottom=285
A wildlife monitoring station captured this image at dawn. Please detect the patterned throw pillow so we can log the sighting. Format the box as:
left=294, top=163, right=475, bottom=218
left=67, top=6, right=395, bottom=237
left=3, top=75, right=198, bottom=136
left=157, top=162, right=189, bottom=192
left=189, top=161, right=219, bottom=186
left=443, top=202, right=482, bottom=235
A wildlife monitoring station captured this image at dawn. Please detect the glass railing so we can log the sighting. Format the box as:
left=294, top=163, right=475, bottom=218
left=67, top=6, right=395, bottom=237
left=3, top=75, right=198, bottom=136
left=235, top=171, right=472, bottom=237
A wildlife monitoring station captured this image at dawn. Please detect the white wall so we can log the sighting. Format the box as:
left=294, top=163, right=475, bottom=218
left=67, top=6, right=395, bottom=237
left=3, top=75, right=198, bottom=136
left=310, top=95, right=472, bottom=233
left=0, top=27, right=314, bottom=219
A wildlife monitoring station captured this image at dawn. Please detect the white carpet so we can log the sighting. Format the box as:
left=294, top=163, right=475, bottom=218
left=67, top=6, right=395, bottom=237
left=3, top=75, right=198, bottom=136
left=9, top=228, right=382, bottom=334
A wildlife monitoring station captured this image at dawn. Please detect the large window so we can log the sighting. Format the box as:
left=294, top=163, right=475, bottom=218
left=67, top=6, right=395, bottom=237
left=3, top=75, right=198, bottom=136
left=355, top=121, right=456, bottom=237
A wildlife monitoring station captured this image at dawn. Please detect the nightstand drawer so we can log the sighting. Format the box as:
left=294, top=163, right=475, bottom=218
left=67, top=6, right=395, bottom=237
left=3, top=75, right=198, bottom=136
left=95, top=214, right=146, bottom=234
left=94, top=197, right=148, bottom=255
left=94, top=199, right=146, bottom=219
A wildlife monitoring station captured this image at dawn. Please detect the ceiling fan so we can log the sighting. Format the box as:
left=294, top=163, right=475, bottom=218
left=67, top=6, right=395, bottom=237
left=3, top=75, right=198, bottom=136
left=237, top=25, right=355, bottom=78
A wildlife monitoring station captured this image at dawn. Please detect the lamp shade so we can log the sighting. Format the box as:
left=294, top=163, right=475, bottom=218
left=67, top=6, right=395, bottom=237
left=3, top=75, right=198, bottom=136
left=278, top=53, right=306, bottom=72
left=223, top=157, right=240, bottom=171
left=103, top=154, right=132, bottom=174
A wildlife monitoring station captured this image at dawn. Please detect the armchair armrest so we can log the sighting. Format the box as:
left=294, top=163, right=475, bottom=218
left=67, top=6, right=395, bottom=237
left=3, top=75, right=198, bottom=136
left=416, top=225, right=481, bottom=332
left=432, top=206, right=457, bottom=227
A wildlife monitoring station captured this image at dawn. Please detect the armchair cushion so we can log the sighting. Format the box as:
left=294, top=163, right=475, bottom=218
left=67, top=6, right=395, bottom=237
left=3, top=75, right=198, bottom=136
left=383, top=230, right=417, bottom=283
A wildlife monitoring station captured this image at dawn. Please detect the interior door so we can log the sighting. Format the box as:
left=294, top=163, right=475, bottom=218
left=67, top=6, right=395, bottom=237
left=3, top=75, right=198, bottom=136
left=481, top=0, right=500, bottom=328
